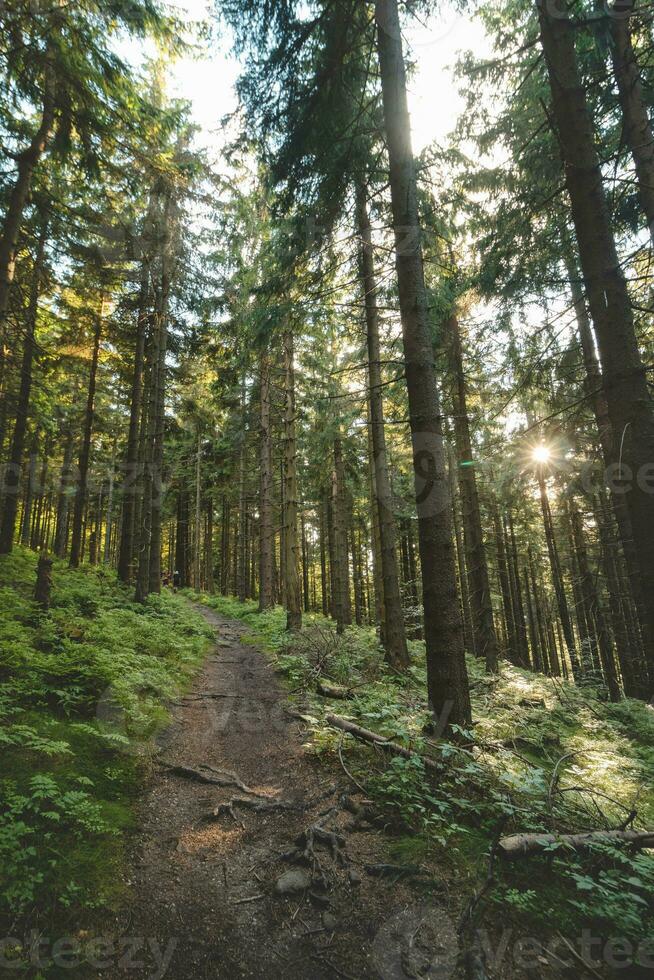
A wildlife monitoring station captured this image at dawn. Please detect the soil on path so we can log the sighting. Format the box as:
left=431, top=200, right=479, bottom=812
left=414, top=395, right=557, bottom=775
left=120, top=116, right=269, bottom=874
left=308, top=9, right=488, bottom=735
left=101, top=604, right=457, bottom=980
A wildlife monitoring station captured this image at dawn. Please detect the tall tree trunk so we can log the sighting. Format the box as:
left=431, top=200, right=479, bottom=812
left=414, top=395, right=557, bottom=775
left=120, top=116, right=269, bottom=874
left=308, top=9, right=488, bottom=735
left=374, top=0, right=471, bottom=730
left=206, top=496, right=214, bottom=592
left=331, top=436, right=350, bottom=634
left=54, top=423, right=74, bottom=558
left=493, top=501, right=520, bottom=666
left=282, top=329, right=302, bottom=631
left=537, top=468, right=580, bottom=677
left=0, top=220, right=47, bottom=554
left=301, top=511, right=311, bottom=614
left=446, top=313, right=499, bottom=673
left=538, top=0, right=654, bottom=692
left=259, top=352, right=275, bottom=610
left=565, top=250, right=651, bottom=689
left=117, top=259, right=151, bottom=581
left=103, top=439, right=116, bottom=564
left=319, top=492, right=329, bottom=617
left=147, top=275, right=170, bottom=596
left=357, top=183, right=409, bottom=668
left=20, top=445, right=38, bottom=548
left=195, top=431, right=202, bottom=590
left=569, top=498, right=621, bottom=700
left=69, top=301, right=103, bottom=568
left=610, top=0, right=654, bottom=239
left=595, top=491, right=641, bottom=696
left=507, top=513, right=531, bottom=668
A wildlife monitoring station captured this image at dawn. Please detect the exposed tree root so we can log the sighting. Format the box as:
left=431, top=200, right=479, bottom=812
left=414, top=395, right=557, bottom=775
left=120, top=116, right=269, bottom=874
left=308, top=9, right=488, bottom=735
left=164, top=762, right=268, bottom=796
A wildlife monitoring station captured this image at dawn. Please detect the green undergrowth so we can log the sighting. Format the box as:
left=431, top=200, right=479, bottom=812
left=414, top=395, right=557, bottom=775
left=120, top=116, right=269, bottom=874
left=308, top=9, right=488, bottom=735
left=0, top=548, right=213, bottom=957
left=195, top=591, right=654, bottom=956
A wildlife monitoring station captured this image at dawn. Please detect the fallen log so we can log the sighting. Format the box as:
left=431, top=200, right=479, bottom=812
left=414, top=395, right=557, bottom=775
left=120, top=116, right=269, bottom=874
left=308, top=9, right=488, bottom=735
left=498, top=829, right=654, bottom=861
left=325, top=713, right=441, bottom=774
left=317, top=682, right=352, bottom=700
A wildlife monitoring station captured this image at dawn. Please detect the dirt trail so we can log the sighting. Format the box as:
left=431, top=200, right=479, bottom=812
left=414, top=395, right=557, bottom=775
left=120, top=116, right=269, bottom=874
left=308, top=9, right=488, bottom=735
left=100, top=604, right=452, bottom=980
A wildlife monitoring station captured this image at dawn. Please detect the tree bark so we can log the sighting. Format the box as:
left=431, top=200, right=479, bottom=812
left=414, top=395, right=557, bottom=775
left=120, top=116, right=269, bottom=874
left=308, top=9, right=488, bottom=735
left=117, top=257, right=151, bottom=581
left=282, top=328, right=302, bottom=631
left=538, top=0, right=654, bottom=692
left=374, top=0, right=471, bottom=730
left=0, top=219, right=47, bottom=554
left=610, top=0, right=654, bottom=239
left=446, top=313, right=499, bottom=673
left=357, top=183, right=409, bottom=668
left=69, top=300, right=103, bottom=568
left=259, top=352, right=275, bottom=610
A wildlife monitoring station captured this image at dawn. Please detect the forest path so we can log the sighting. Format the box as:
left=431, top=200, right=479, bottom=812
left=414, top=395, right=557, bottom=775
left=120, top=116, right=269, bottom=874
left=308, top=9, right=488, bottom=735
left=100, top=603, right=438, bottom=980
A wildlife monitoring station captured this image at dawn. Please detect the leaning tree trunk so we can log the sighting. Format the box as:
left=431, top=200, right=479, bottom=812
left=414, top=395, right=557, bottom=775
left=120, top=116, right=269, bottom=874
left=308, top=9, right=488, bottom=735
left=282, top=328, right=302, bottom=632
left=610, top=0, right=654, bottom=240
left=0, top=218, right=47, bottom=554
left=259, top=352, right=275, bottom=610
left=538, top=0, right=654, bottom=693
left=69, top=302, right=103, bottom=568
left=357, top=182, right=409, bottom=669
left=375, top=0, right=471, bottom=731
left=446, top=313, right=499, bottom=673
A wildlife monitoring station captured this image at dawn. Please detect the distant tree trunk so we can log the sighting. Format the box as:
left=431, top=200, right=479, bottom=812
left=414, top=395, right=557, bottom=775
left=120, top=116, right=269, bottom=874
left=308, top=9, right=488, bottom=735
left=0, top=219, right=47, bottom=554
left=54, top=423, right=74, bottom=558
left=357, top=183, right=408, bottom=668
left=117, top=259, right=150, bottom=582
left=524, top=565, right=543, bottom=673
left=595, top=491, right=641, bottom=696
left=69, top=301, right=103, bottom=568
left=147, top=280, right=170, bottom=596
left=569, top=498, right=621, bottom=700
left=259, top=353, right=275, bottom=610
left=236, top=369, right=248, bottom=602
left=610, top=0, right=654, bottom=239
left=194, top=431, right=202, bottom=591
left=282, top=329, right=302, bottom=631
left=220, top=496, right=230, bottom=595
left=367, top=420, right=385, bottom=641
left=507, top=514, right=531, bottom=669
left=331, top=436, right=350, bottom=634
left=493, top=501, right=521, bottom=666
left=103, top=440, right=116, bottom=564
left=538, top=0, right=654, bottom=693
left=449, top=448, right=475, bottom=657
left=537, top=468, right=580, bottom=677
left=175, top=489, right=189, bottom=588
left=205, top=497, right=214, bottom=591
left=446, top=313, right=499, bottom=672
left=319, top=493, right=329, bottom=617
left=351, top=525, right=364, bottom=626
left=375, top=0, right=471, bottom=729
left=301, top=512, right=311, bottom=614
left=20, top=445, right=38, bottom=547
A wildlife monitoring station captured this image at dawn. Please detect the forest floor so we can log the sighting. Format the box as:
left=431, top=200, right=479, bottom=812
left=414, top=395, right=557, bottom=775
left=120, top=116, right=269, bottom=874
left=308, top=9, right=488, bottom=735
left=99, top=603, right=454, bottom=980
